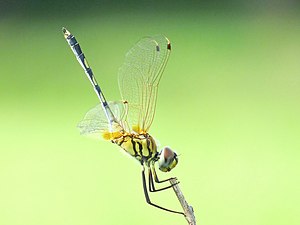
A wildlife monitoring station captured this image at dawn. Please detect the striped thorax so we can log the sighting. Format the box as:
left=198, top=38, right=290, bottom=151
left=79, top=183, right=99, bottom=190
left=114, top=133, right=157, bottom=165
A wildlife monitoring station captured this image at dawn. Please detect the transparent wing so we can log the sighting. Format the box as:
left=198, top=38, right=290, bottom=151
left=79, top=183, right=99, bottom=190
left=77, top=101, right=127, bottom=139
left=118, top=35, right=171, bottom=133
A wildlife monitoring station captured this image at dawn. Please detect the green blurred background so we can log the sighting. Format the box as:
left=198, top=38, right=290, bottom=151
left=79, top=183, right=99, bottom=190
left=1, top=1, right=300, bottom=225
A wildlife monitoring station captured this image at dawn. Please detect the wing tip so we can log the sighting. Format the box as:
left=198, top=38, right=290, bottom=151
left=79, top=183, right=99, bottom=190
left=167, top=42, right=171, bottom=50
left=155, top=37, right=171, bottom=51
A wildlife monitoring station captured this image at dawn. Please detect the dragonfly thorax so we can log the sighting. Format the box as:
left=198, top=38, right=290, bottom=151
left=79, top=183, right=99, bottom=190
left=113, top=133, right=158, bottom=165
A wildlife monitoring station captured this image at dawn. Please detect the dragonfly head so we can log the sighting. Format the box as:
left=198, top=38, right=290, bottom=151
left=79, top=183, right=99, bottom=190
left=157, top=147, right=178, bottom=172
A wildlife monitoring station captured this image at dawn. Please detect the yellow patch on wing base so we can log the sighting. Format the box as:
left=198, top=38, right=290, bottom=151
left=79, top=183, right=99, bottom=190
left=102, top=131, right=123, bottom=140
left=132, top=125, right=140, bottom=133
left=132, top=125, right=147, bottom=134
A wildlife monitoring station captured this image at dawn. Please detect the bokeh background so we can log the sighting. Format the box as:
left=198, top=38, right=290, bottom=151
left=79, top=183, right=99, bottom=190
left=1, top=1, right=300, bottom=225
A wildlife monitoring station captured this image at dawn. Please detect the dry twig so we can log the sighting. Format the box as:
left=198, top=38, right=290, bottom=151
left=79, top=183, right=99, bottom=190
left=170, top=178, right=196, bottom=225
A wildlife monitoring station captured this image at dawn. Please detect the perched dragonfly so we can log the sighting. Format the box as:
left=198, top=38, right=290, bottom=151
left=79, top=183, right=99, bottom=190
left=62, top=28, right=183, bottom=215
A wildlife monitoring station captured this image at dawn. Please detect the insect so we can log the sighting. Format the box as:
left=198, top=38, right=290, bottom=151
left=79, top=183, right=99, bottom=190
left=62, top=28, right=184, bottom=215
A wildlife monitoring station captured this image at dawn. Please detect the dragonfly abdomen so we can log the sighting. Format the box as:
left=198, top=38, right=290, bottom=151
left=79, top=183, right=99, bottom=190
left=114, top=134, right=158, bottom=164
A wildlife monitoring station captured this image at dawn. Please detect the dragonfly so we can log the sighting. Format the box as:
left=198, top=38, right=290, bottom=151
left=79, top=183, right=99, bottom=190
left=62, top=28, right=184, bottom=215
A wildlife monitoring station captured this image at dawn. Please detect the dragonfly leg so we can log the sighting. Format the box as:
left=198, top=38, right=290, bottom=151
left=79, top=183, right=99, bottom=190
left=148, top=167, right=179, bottom=192
left=148, top=168, right=155, bottom=192
left=141, top=164, right=185, bottom=215
left=151, top=164, right=180, bottom=184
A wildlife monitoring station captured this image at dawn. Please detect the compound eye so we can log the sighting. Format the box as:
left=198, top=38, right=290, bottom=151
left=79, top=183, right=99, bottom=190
left=158, top=147, right=178, bottom=172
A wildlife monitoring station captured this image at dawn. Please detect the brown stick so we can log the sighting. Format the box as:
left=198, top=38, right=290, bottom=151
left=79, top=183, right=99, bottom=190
left=170, top=178, right=196, bottom=225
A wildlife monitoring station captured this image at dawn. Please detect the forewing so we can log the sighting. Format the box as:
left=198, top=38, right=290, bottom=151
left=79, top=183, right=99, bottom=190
left=77, top=101, right=126, bottom=139
left=118, top=35, right=171, bottom=133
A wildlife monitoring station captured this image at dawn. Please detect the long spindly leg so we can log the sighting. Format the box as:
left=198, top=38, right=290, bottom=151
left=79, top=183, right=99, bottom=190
left=148, top=168, right=179, bottom=192
left=141, top=164, right=185, bottom=215
left=148, top=168, right=156, bottom=191
left=151, top=164, right=180, bottom=184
